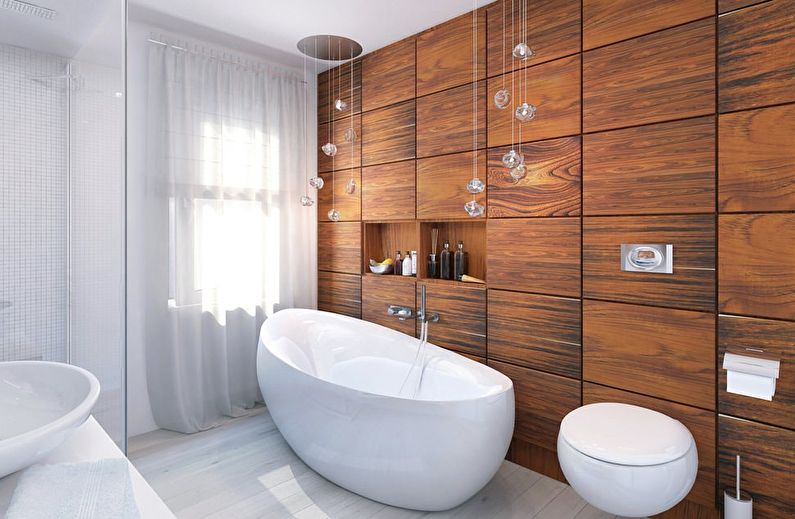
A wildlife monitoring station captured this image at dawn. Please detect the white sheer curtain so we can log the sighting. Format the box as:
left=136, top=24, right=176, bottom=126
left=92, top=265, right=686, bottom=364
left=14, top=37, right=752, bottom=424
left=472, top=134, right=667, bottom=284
left=142, top=40, right=315, bottom=433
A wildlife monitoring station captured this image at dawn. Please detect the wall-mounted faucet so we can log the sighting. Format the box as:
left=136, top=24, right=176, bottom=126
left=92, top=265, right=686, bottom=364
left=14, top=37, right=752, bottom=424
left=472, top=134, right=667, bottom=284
left=387, top=286, right=439, bottom=323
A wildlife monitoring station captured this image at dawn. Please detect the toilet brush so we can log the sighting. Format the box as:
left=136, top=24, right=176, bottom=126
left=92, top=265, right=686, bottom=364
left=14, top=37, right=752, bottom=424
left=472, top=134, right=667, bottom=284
left=724, top=455, right=752, bottom=519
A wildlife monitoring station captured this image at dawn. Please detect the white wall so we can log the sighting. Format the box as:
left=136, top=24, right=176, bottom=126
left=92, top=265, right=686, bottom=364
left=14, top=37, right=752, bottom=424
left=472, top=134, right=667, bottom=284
left=126, top=17, right=317, bottom=437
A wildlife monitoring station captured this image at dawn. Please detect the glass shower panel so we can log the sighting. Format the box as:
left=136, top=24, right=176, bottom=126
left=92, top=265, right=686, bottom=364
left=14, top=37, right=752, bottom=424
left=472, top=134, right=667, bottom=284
left=0, top=0, right=127, bottom=447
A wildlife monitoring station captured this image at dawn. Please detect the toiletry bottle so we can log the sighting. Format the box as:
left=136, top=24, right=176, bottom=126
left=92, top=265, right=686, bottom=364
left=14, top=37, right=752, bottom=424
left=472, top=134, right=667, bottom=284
left=440, top=241, right=451, bottom=280
left=454, top=241, right=467, bottom=281
left=394, top=251, right=402, bottom=276
left=410, top=250, right=417, bottom=275
left=402, top=250, right=412, bottom=276
left=427, top=254, right=438, bottom=278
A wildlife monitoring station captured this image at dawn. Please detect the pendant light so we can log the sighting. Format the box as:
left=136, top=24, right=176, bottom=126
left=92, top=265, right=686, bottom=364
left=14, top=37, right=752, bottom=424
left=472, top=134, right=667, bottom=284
left=465, top=1, right=485, bottom=217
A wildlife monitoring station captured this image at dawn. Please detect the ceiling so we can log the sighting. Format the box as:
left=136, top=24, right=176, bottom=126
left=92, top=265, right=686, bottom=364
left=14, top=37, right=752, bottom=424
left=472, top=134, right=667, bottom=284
left=130, top=0, right=494, bottom=69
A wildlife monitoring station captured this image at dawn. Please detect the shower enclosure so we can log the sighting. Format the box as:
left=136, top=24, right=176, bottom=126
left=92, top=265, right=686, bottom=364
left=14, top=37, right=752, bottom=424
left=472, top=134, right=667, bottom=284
left=0, top=0, right=127, bottom=447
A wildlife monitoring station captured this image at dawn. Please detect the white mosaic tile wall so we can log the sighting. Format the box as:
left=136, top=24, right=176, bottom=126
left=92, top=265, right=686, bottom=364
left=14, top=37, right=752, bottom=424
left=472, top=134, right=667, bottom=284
left=0, top=43, right=68, bottom=363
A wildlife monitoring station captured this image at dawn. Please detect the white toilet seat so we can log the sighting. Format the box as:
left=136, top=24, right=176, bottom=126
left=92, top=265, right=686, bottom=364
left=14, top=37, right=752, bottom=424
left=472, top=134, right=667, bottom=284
left=557, top=403, right=698, bottom=518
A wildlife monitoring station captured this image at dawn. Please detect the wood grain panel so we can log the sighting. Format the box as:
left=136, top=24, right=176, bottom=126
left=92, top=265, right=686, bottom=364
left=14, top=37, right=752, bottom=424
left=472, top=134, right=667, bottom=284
left=488, top=217, right=581, bottom=297
left=583, top=215, right=716, bottom=312
left=416, top=151, right=486, bottom=220
left=719, top=0, right=766, bottom=13
left=583, top=19, right=715, bottom=133
left=583, top=117, right=715, bottom=215
left=318, top=59, right=362, bottom=125
left=362, top=275, right=416, bottom=336
left=317, top=222, right=361, bottom=275
left=318, top=169, right=361, bottom=222
left=416, top=81, right=486, bottom=158
left=489, top=360, right=581, bottom=452
left=362, top=222, right=418, bottom=273
left=362, top=37, right=415, bottom=112
left=486, top=0, right=581, bottom=76
left=583, top=300, right=716, bottom=410
left=507, top=438, right=566, bottom=484
left=318, top=271, right=361, bottom=318
left=719, top=104, right=795, bottom=212
left=416, top=9, right=485, bottom=97
left=719, top=0, right=795, bottom=112
left=317, top=115, right=361, bottom=173
left=487, top=137, right=581, bottom=218
left=719, top=315, right=795, bottom=430
left=361, top=100, right=415, bottom=166
left=719, top=416, right=795, bottom=518
left=719, top=214, right=795, bottom=320
left=584, top=383, right=716, bottom=507
left=361, top=161, right=416, bottom=221
left=583, top=0, right=714, bottom=50
left=487, top=55, right=581, bottom=147
left=488, top=290, right=581, bottom=378
left=419, top=281, right=486, bottom=358
left=418, top=222, right=486, bottom=281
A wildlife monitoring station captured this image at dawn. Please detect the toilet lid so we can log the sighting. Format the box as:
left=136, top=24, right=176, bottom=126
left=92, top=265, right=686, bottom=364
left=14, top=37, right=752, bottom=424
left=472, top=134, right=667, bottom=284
left=559, top=402, right=694, bottom=466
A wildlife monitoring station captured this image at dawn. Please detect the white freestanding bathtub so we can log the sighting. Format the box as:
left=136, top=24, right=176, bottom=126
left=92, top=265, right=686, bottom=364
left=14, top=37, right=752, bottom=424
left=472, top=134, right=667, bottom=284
left=256, top=309, right=515, bottom=511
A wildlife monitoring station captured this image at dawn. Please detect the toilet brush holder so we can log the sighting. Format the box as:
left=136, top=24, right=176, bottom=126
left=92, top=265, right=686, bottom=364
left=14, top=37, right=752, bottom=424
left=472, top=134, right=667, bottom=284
left=724, top=489, right=752, bottom=519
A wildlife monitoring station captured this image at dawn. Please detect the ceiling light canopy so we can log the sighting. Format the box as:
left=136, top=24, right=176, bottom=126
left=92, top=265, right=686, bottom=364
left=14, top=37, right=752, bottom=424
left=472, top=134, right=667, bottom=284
left=297, top=34, right=362, bottom=61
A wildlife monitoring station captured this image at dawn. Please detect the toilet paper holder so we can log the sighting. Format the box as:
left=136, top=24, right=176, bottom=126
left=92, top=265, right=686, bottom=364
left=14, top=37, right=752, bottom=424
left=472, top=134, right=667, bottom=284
left=722, top=352, right=780, bottom=401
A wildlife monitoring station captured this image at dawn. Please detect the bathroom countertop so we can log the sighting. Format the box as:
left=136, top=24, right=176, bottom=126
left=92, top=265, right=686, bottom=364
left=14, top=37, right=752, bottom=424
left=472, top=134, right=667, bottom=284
left=0, top=416, right=175, bottom=518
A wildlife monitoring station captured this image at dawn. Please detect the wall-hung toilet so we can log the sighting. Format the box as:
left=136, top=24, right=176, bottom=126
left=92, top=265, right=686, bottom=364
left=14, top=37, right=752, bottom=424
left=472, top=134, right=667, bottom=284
left=557, top=402, right=698, bottom=517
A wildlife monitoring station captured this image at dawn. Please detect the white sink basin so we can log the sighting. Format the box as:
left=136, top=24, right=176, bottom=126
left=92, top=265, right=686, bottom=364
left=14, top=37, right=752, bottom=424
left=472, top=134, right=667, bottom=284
left=0, top=361, right=100, bottom=478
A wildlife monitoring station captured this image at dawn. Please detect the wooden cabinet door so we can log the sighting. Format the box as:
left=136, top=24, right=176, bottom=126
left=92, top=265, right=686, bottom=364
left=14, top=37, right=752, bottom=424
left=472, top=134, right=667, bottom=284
left=318, top=271, right=361, bottom=318
left=416, top=81, right=486, bottom=158
left=361, top=100, right=415, bottom=167
left=584, top=19, right=714, bottom=133
left=719, top=0, right=795, bottom=112
left=361, top=161, right=416, bottom=221
left=318, top=115, right=361, bottom=172
left=362, top=275, right=415, bottom=336
left=318, top=169, right=361, bottom=222
left=362, top=37, right=415, bottom=112
left=487, top=55, right=581, bottom=147
left=418, top=281, right=486, bottom=358
left=318, top=60, right=361, bottom=125
left=317, top=222, right=361, bottom=275
left=416, top=151, right=486, bottom=220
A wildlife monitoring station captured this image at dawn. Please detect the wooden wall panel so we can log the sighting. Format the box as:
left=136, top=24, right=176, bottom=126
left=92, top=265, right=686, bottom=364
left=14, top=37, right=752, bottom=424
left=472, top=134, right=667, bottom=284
left=583, top=215, right=716, bottom=312
left=362, top=275, right=416, bottom=336
left=317, top=222, right=361, bottom=275
left=317, top=115, right=361, bottom=172
left=488, top=217, right=581, bottom=297
left=583, top=0, right=714, bottom=50
left=719, top=214, right=795, bottom=320
left=583, top=19, right=715, bottom=133
left=416, top=10, right=485, bottom=97
left=362, top=37, right=415, bottom=112
left=486, top=0, right=581, bottom=76
left=719, top=0, right=795, bottom=112
left=489, top=360, right=581, bottom=451
left=318, top=271, right=361, bottom=318
left=487, top=137, right=581, bottom=218
left=507, top=439, right=566, bottom=484
left=487, top=55, right=581, bottom=147
left=719, top=104, right=795, bottom=212
left=416, top=81, right=486, bottom=158
left=584, top=383, right=716, bottom=507
left=488, top=290, right=581, bottom=378
left=416, top=151, right=486, bottom=220
left=719, top=0, right=764, bottom=13
left=318, top=60, right=362, bottom=125
left=719, top=315, right=795, bottom=430
left=719, top=416, right=795, bottom=518
left=583, top=117, right=715, bottom=215
left=361, top=100, right=415, bottom=166
left=583, top=300, right=716, bottom=410
left=318, top=169, right=361, bottom=222
left=361, top=161, right=416, bottom=221
left=419, top=281, right=486, bottom=358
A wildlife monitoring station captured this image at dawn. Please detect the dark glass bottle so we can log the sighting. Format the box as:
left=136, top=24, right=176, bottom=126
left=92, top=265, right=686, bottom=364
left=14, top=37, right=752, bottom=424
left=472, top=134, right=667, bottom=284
left=454, top=241, right=467, bottom=281
left=440, top=241, right=451, bottom=280
left=394, top=251, right=402, bottom=275
left=427, top=254, right=438, bottom=278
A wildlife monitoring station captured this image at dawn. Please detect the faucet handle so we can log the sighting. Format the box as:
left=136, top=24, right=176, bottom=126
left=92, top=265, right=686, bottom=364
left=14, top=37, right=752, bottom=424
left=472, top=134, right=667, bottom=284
left=387, top=305, right=413, bottom=321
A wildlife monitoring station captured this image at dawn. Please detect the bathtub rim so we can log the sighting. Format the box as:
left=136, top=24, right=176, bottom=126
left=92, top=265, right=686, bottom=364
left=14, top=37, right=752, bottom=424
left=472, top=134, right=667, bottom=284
left=258, top=309, right=514, bottom=406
